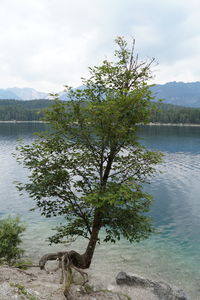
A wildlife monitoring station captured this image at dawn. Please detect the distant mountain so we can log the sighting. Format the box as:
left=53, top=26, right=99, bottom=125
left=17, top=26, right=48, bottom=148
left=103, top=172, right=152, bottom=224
left=0, top=89, right=20, bottom=100
left=59, top=86, right=86, bottom=100
left=0, top=87, right=49, bottom=100
left=151, top=81, right=200, bottom=107
left=7, top=87, right=49, bottom=100
left=0, top=87, right=78, bottom=101
left=1, top=82, right=200, bottom=107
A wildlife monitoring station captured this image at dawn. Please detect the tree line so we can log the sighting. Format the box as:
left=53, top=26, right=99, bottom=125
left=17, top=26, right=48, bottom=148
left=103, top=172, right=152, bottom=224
left=0, top=99, right=53, bottom=121
left=151, top=103, right=200, bottom=124
left=1, top=99, right=200, bottom=124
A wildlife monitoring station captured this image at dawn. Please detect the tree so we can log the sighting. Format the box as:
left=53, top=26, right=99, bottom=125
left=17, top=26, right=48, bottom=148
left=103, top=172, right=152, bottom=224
left=17, top=37, right=162, bottom=271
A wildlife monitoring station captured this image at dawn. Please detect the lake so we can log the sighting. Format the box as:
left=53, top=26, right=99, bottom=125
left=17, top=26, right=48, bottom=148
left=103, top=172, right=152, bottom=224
left=0, top=123, right=200, bottom=299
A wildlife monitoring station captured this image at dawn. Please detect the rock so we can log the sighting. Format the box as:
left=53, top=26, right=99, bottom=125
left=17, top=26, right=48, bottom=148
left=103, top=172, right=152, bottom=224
left=116, top=271, right=153, bottom=287
left=0, top=282, right=22, bottom=300
left=153, top=281, right=188, bottom=300
left=116, top=272, right=190, bottom=300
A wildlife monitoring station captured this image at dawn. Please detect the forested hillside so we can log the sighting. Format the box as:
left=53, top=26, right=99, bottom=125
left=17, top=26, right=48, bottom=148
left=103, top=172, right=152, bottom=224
left=151, top=103, right=200, bottom=124
left=0, top=100, right=53, bottom=121
left=0, top=99, right=200, bottom=124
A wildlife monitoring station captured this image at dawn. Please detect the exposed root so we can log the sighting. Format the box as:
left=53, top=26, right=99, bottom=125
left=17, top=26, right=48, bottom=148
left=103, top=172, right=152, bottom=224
left=39, top=251, right=67, bottom=270
left=71, top=264, right=88, bottom=286
left=39, top=250, right=89, bottom=299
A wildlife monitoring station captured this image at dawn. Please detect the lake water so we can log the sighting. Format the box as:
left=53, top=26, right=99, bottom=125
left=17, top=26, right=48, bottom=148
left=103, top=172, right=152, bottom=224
left=0, top=123, right=200, bottom=299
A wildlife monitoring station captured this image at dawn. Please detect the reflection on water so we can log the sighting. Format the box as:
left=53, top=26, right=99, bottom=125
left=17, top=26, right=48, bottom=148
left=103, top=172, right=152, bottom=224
left=0, top=123, right=200, bottom=299
left=0, top=122, right=49, bottom=139
left=138, top=125, right=200, bottom=153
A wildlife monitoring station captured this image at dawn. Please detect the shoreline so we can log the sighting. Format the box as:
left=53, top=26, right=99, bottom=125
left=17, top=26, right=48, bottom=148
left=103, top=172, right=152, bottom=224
left=1, top=120, right=200, bottom=127
left=0, top=120, right=46, bottom=123
left=146, top=122, right=200, bottom=126
left=0, top=265, right=189, bottom=300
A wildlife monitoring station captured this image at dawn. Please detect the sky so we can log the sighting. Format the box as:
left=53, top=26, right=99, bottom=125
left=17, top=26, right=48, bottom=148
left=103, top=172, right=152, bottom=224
left=1, top=0, right=200, bottom=92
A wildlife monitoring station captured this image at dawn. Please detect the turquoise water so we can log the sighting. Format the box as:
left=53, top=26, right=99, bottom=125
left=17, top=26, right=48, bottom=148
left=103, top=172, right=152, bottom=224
left=0, top=123, right=200, bottom=299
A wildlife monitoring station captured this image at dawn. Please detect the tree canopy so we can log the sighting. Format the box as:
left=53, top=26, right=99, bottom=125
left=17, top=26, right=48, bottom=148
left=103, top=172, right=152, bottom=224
left=17, top=37, right=162, bottom=270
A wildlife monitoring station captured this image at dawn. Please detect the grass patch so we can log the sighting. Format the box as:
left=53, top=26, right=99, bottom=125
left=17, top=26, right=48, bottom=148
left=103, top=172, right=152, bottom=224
left=10, top=283, right=38, bottom=300
left=13, top=260, right=33, bottom=270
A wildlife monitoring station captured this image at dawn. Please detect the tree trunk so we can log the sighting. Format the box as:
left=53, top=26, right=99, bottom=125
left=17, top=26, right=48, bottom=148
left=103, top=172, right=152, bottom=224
left=82, top=210, right=102, bottom=268
left=39, top=210, right=102, bottom=271
left=62, top=210, right=102, bottom=269
left=70, top=210, right=102, bottom=269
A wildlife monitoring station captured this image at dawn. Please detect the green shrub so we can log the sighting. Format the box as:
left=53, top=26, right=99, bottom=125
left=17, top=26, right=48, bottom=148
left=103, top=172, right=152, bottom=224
left=0, top=216, right=26, bottom=264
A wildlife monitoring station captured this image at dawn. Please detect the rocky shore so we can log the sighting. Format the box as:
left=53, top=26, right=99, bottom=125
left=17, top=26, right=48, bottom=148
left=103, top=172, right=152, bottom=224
left=0, top=265, right=190, bottom=300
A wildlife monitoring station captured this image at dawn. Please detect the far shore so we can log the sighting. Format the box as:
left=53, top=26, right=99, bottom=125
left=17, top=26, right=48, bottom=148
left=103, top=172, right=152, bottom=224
left=0, top=120, right=46, bottom=123
left=146, top=122, right=200, bottom=126
left=1, top=120, right=200, bottom=127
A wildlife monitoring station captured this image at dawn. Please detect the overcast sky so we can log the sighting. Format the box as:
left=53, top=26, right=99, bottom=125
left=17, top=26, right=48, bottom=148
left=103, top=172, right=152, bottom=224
left=1, top=0, right=200, bottom=92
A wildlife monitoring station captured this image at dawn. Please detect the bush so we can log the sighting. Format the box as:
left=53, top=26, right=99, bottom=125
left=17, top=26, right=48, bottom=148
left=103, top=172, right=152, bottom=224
left=0, top=216, right=26, bottom=264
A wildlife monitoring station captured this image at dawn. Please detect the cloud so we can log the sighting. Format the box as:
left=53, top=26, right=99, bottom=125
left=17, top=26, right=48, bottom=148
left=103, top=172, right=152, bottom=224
left=0, top=0, right=200, bottom=91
